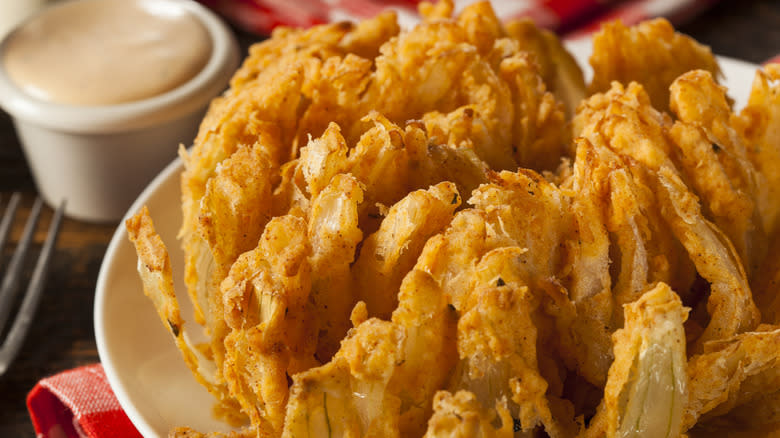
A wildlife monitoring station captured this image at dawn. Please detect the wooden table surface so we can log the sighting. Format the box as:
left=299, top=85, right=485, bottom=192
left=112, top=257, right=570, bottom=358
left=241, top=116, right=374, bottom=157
left=1, top=1, right=779, bottom=436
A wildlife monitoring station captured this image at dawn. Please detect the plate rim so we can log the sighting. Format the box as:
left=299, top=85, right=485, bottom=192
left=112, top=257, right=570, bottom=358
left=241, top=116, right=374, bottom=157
left=93, top=155, right=186, bottom=438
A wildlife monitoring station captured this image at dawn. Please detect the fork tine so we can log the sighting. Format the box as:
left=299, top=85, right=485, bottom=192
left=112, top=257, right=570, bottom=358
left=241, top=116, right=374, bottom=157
left=0, top=192, right=22, bottom=254
left=0, top=199, right=64, bottom=376
left=0, top=197, right=44, bottom=337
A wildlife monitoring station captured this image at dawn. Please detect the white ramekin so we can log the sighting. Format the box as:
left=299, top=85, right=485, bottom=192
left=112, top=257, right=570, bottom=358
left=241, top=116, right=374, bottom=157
left=0, top=0, right=239, bottom=223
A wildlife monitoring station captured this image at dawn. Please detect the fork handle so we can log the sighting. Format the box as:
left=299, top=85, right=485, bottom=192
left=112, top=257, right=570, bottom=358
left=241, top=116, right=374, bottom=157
left=0, top=200, right=65, bottom=376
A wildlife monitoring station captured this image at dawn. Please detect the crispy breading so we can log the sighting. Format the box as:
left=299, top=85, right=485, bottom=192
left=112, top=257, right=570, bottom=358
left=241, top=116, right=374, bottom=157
left=169, top=427, right=258, bottom=438
left=738, top=64, right=780, bottom=237
left=499, top=51, right=568, bottom=171
left=281, top=319, right=403, bottom=438
left=580, top=283, right=688, bottom=438
left=220, top=215, right=315, bottom=434
left=179, top=65, right=302, bottom=336
left=451, top=259, right=578, bottom=437
left=504, top=18, right=585, bottom=119
left=287, top=4, right=569, bottom=171
left=414, top=208, right=490, bottom=310
left=684, top=327, right=780, bottom=432
left=740, top=65, right=780, bottom=324
left=562, top=139, right=616, bottom=387
left=656, top=166, right=760, bottom=351
left=423, top=391, right=515, bottom=438
left=669, top=70, right=767, bottom=274
left=173, top=13, right=575, bottom=419
left=197, top=143, right=277, bottom=385
left=588, top=18, right=720, bottom=112
left=126, top=208, right=246, bottom=426
left=753, top=233, right=780, bottom=325
left=307, top=174, right=365, bottom=360
left=283, top=269, right=457, bottom=437
left=469, top=170, right=571, bottom=284
left=388, top=270, right=459, bottom=435
left=577, top=139, right=695, bottom=316
left=575, top=81, right=760, bottom=353
left=574, top=81, right=677, bottom=170
left=125, top=3, right=780, bottom=436
left=403, top=120, right=490, bottom=205
left=353, top=182, right=460, bottom=319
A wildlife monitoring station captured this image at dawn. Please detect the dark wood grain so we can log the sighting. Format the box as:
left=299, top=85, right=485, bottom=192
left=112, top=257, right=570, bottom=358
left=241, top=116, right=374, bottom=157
left=0, top=1, right=779, bottom=436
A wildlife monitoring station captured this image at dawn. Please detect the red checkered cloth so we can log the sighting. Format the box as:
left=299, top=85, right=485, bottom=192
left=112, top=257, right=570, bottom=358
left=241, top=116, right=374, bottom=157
left=196, top=0, right=721, bottom=37
left=27, top=364, right=141, bottom=438
left=25, top=1, right=780, bottom=437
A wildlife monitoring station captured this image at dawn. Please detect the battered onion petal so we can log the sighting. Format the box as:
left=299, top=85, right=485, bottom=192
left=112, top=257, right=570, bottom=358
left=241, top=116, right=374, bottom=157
left=180, top=66, right=303, bottom=328
left=655, top=166, right=760, bottom=351
left=307, top=174, right=364, bottom=361
left=564, top=140, right=615, bottom=387
left=422, top=105, right=516, bottom=172
left=573, top=81, right=677, bottom=171
left=299, top=123, right=351, bottom=201
left=282, top=319, right=404, bottom=438
left=588, top=17, right=720, bottom=113
left=126, top=207, right=245, bottom=424
left=423, top=391, right=515, bottom=438
left=469, top=169, right=571, bottom=282
left=451, top=259, right=578, bottom=437
left=740, top=65, right=780, bottom=321
left=684, top=326, right=780, bottom=432
left=353, top=182, right=460, bottom=320
left=414, top=209, right=490, bottom=312
left=581, top=282, right=688, bottom=438
left=739, top=64, right=780, bottom=238
left=198, top=143, right=276, bottom=378
left=587, top=140, right=694, bottom=318
left=221, top=215, right=315, bottom=434
left=499, top=52, right=568, bottom=171
left=575, top=81, right=760, bottom=352
left=669, top=70, right=767, bottom=275
left=403, top=119, right=490, bottom=200
left=389, top=270, right=459, bottom=436
left=283, top=269, right=457, bottom=437
left=346, top=114, right=412, bottom=231
left=504, top=18, right=586, bottom=119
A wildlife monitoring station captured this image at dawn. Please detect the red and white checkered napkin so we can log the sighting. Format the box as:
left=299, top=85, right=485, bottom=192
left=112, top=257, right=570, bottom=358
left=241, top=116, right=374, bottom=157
left=25, top=1, right=780, bottom=437
left=195, top=0, right=721, bottom=38
left=27, top=364, right=141, bottom=438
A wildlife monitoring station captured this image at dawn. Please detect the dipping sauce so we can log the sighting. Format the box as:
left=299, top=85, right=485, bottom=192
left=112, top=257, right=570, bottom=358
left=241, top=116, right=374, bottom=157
left=2, top=0, right=213, bottom=106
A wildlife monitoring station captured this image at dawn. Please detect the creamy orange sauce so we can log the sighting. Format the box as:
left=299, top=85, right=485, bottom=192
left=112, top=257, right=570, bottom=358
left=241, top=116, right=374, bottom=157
left=2, top=0, right=212, bottom=106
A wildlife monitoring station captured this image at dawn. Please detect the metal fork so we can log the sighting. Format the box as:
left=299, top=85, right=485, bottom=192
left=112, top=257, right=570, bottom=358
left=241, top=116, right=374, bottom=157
left=0, top=193, right=65, bottom=376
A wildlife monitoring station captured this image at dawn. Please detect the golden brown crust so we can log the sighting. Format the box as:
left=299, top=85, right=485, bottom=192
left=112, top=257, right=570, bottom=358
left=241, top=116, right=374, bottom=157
left=125, top=3, right=780, bottom=437
left=588, top=18, right=720, bottom=113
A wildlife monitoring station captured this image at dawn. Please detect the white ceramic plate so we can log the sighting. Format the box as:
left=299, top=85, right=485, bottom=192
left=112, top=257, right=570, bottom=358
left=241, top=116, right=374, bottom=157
left=94, top=48, right=762, bottom=437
